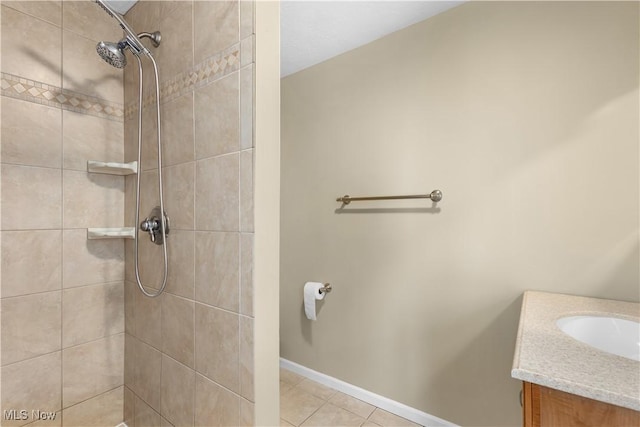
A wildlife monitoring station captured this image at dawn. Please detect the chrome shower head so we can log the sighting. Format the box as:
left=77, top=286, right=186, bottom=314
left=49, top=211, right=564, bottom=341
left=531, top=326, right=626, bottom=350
left=93, top=0, right=149, bottom=56
left=93, top=1, right=162, bottom=68
left=96, top=40, right=127, bottom=68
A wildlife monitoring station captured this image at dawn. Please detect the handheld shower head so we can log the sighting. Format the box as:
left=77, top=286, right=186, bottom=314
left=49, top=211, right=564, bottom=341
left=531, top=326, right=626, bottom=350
left=96, top=40, right=127, bottom=68
left=93, top=0, right=148, bottom=55
left=93, top=0, right=163, bottom=68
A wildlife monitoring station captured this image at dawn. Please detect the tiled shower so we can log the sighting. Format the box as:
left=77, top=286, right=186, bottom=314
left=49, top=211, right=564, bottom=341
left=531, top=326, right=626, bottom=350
left=1, top=1, right=257, bottom=425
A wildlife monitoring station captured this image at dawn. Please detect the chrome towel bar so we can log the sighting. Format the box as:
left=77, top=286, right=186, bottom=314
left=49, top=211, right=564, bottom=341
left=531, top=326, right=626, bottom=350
left=336, top=190, right=442, bottom=205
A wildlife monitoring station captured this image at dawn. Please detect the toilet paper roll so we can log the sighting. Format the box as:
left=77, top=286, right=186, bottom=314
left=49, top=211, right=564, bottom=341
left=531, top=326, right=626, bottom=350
left=304, top=282, right=325, bottom=321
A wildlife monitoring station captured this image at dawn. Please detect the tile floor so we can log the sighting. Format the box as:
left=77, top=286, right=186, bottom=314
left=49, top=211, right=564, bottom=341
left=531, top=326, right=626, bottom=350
left=280, top=368, right=423, bottom=427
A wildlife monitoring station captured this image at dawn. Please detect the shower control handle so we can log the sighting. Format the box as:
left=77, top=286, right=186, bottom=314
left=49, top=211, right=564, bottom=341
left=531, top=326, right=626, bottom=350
left=140, top=218, right=158, bottom=232
left=140, top=217, right=159, bottom=243
left=140, top=206, right=170, bottom=246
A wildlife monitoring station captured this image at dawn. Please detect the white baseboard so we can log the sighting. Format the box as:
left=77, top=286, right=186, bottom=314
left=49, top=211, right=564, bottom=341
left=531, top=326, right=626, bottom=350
left=280, top=358, right=458, bottom=427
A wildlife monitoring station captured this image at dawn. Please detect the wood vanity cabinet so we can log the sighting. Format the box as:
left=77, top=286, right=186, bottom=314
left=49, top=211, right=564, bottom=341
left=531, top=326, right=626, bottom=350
left=522, top=382, right=640, bottom=427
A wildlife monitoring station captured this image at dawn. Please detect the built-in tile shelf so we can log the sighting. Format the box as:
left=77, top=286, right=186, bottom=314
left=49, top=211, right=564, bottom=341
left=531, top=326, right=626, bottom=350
left=87, top=227, right=135, bottom=240
left=87, top=160, right=137, bottom=175
left=86, top=161, right=136, bottom=240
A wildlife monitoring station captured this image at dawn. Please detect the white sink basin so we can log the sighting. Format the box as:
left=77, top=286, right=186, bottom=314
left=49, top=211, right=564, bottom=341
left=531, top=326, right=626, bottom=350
left=556, top=316, right=640, bottom=362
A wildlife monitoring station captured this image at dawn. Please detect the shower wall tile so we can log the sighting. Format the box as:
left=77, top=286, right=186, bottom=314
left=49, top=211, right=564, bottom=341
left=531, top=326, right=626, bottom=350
left=160, top=92, right=195, bottom=167
left=25, top=411, right=61, bottom=427
left=62, top=30, right=124, bottom=104
left=124, top=117, right=137, bottom=164
left=155, top=2, right=194, bottom=84
left=195, top=153, right=240, bottom=231
left=124, top=174, right=136, bottom=227
left=3, top=0, right=62, bottom=27
left=123, top=1, right=256, bottom=425
left=1, top=73, right=125, bottom=121
left=62, top=386, right=124, bottom=427
left=1, top=352, right=62, bottom=427
left=124, top=1, right=160, bottom=38
left=63, top=109, right=124, bottom=171
left=1, top=96, right=62, bottom=168
left=1, top=0, right=127, bottom=423
left=133, top=286, right=162, bottom=349
left=62, top=229, right=124, bottom=288
left=62, top=282, right=124, bottom=348
left=123, top=54, right=137, bottom=107
left=160, top=355, right=195, bottom=427
left=124, top=281, right=136, bottom=335
left=194, top=0, right=239, bottom=65
left=1, top=291, right=61, bottom=366
left=1, top=164, right=62, bottom=230
left=62, top=0, right=123, bottom=43
left=140, top=105, right=160, bottom=171
left=194, top=303, right=239, bottom=393
left=125, top=239, right=135, bottom=283
left=240, top=233, right=254, bottom=317
left=163, top=162, right=195, bottom=230
left=122, top=44, right=155, bottom=105
left=124, top=334, right=135, bottom=390
left=240, top=397, right=255, bottom=427
left=156, top=1, right=185, bottom=20
left=240, top=64, right=254, bottom=150
left=195, top=231, right=239, bottom=312
left=124, top=386, right=135, bottom=427
left=1, top=230, right=61, bottom=298
left=133, top=338, right=162, bottom=411
left=166, top=230, right=195, bottom=299
left=0, top=6, right=62, bottom=86
left=240, top=0, right=255, bottom=39
left=240, top=149, right=254, bottom=232
left=139, top=169, right=160, bottom=223
left=194, top=73, right=240, bottom=159
left=123, top=45, right=240, bottom=122
left=137, top=237, right=164, bottom=295
left=133, top=392, right=161, bottom=427
left=194, top=373, right=240, bottom=427
left=62, top=170, right=124, bottom=229
left=161, top=293, right=194, bottom=368
left=240, top=316, right=254, bottom=402
left=62, top=333, right=124, bottom=407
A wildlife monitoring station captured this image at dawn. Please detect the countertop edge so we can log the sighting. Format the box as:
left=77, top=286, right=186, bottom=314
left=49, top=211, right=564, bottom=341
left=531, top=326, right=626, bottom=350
left=510, top=291, right=640, bottom=412
left=510, top=291, right=529, bottom=373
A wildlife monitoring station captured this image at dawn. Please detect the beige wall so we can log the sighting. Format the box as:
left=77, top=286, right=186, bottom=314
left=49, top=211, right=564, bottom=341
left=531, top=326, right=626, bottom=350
left=280, top=2, right=639, bottom=425
left=123, top=1, right=257, bottom=426
left=1, top=1, right=126, bottom=425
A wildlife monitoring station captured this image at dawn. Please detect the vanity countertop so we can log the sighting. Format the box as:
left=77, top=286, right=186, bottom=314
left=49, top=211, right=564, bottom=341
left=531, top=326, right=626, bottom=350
left=511, top=291, right=640, bottom=411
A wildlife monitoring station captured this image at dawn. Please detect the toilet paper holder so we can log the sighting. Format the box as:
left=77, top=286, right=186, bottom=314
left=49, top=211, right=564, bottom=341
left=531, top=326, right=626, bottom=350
left=319, top=283, right=332, bottom=294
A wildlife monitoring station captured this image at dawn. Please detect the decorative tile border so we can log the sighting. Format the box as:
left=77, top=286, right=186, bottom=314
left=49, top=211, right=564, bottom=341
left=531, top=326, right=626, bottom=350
left=1, top=41, right=241, bottom=123
left=124, top=43, right=241, bottom=120
left=0, top=73, right=124, bottom=121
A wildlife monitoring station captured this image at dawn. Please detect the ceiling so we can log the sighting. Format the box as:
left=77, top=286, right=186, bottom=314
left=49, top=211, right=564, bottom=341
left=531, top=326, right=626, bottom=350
left=104, top=0, right=136, bottom=14
left=105, top=1, right=464, bottom=78
left=280, top=1, right=463, bottom=77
